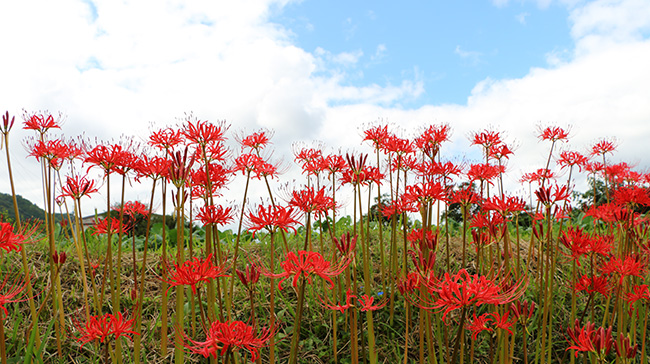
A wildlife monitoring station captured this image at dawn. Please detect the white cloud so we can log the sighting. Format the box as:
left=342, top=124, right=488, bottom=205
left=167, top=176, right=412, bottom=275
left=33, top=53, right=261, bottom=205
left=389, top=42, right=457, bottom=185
left=1, top=0, right=649, bottom=216
left=314, top=47, right=363, bottom=67
left=371, top=44, right=388, bottom=63
left=516, top=12, right=530, bottom=24
left=454, top=45, right=483, bottom=66
left=570, top=0, right=650, bottom=54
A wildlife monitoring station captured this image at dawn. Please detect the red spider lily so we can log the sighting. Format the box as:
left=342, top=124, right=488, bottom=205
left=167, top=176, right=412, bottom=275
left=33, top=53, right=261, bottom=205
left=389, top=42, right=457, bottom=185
left=345, top=153, right=367, bottom=175
left=72, top=311, right=139, bottom=347
left=615, top=334, right=639, bottom=359
left=28, top=139, right=70, bottom=169
left=491, top=311, right=516, bottom=335
left=409, top=249, right=437, bottom=275
left=332, top=232, right=357, bottom=257
left=321, top=290, right=356, bottom=313
left=288, top=186, right=336, bottom=218
left=381, top=197, right=418, bottom=217
left=246, top=204, right=301, bottom=236
left=233, top=153, right=279, bottom=180
left=22, top=111, right=62, bottom=133
left=448, top=186, right=480, bottom=206
left=538, top=126, right=570, bottom=142
left=182, top=319, right=272, bottom=361
left=114, top=201, right=149, bottom=218
left=362, top=124, right=391, bottom=150
left=415, top=160, right=463, bottom=183
left=323, top=154, right=347, bottom=177
left=488, top=143, right=514, bottom=161
left=510, top=300, right=536, bottom=324
left=535, top=184, right=571, bottom=206
left=591, top=138, right=617, bottom=156
left=397, top=271, right=421, bottom=295
left=574, top=274, right=611, bottom=297
left=584, top=203, right=621, bottom=223
left=381, top=135, right=415, bottom=155
left=467, top=163, right=502, bottom=186
left=168, top=147, right=196, bottom=187
left=60, top=174, right=99, bottom=200
left=585, top=234, right=612, bottom=257
left=134, top=155, right=171, bottom=181
left=61, top=138, right=84, bottom=162
left=483, top=195, right=526, bottom=219
left=238, top=130, right=272, bottom=151
left=558, top=151, right=589, bottom=171
left=613, top=185, right=650, bottom=207
left=197, top=205, right=235, bottom=226
left=162, top=254, right=229, bottom=295
left=604, top=162, right=633, bottom=184
left=625, top=284, right=650, bottom=306
left=425, top=269, right=526, bottom=322
left=52, top=250, right=67, bottom=265
left=0, top=222, right=40, bottom=253
left=600, top=254, right=646, bottom=285
left=407, top=228, right=438, bottom=250
left=183, top=119, right=228, bottom=146
left=92, top=217, right=127, bottom=236
left=1, top=111, right=15, bottom=134
left=294, top=146, right=326, bottom=175
left=236, top=263, right=260, bottom=289
left=408, top=229, right=438, bottom=274
left=584, top=161, right=605, bottom=176
left=341, top=165, right=383, bottom=186
left=470, top=213, right=505, bottom=241
left=467, top=313, right=493, bottom=340
left=190, top=163, right=230, bottom=200
left=471, top=129, right=502, bottom=150
left=391, top=154, right=419, bottom=173
left=402, top=182, right=448, bottom=208
left=559, top=227, right=592, bottom=265
left=0, top=274, right=29, bottom=317
left=520, top=168, right=555, bottom=185
left=202, top=142, right=229, bottom=163
left=84, top=143, right=129, bottom=174
left=111, top=146, right=140, bottom=176
left=566, top=320, right=613, bottom=358
left=262, top=250, right=352, bottom=290
left=415, top=124, right=451, bottom=157
left=149, top=127, right=185, bottom=150
left=357, top=294, right=387, bottom=312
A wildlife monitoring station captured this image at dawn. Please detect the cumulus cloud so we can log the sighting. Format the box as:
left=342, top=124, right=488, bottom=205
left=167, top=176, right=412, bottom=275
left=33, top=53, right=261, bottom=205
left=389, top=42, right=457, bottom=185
left=516, top=12, right=530, bottom=24
left=1, top=0, right=649, bottom=215
left=454, top=45, right=483, bottom=67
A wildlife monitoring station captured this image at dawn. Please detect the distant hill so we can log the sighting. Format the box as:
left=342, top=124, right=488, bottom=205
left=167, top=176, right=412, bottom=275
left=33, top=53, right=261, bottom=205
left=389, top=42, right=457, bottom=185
left=0, top=192, right=63, bottom=223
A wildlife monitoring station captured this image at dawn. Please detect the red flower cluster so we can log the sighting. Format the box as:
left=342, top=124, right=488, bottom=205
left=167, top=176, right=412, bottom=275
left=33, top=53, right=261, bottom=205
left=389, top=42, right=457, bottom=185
left=73, top=312, right=139, bottom=347
left=566, top=320, right=613, bottom=358
left=263, top=250, right=352, bottom=290
left=0, top=222, right=39, bottom=253
left=467, top=311, right=516, bottom=340
left=183, top=320, right=272, bottom=361
left=425, top=269, right=526, bottom=322
left=162, top=254, right=229, bottom=295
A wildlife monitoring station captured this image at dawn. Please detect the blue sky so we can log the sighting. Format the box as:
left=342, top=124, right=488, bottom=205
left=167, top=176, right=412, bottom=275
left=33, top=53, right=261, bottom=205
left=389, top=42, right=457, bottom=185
left=1, top=0, right=650, bottom=214
left=274, top=0, right=573, bottom=106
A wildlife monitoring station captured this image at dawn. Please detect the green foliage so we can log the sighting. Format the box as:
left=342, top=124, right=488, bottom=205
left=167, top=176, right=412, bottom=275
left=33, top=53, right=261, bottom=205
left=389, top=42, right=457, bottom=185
left=0, top=192, right=63, bottom=223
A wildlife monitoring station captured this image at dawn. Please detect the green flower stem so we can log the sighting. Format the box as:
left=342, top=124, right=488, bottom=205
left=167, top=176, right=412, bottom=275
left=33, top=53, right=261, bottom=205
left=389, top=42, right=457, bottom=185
left=160, top=180, right=169, bottom=356
left=289, top=276, right=307, bottom=364
left=228, top=170, right=251, bottom=321
left=3, top=132, right=41, bottom=350
left=174, top=186, right=186, bottom=364
left=134, top=178, right=157, bottom=364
